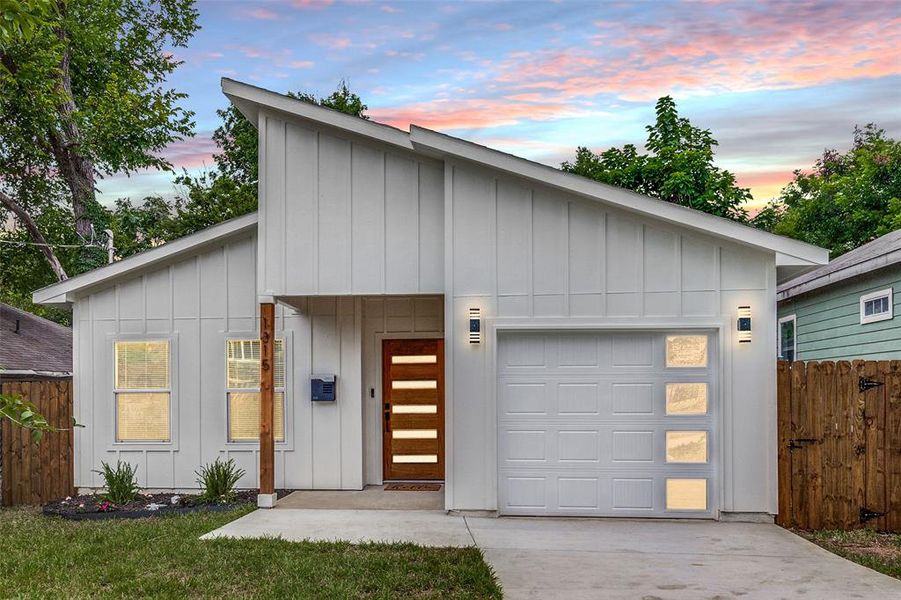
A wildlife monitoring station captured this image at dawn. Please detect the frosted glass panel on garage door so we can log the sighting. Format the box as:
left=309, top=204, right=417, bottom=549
left=497, top=331, right=716, bottom=517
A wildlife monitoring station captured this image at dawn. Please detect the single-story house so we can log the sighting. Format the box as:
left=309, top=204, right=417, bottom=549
left=777, top=230, right=900, bottom=361
left=0, top=303, right=72, bottom=379
left=33, top=79, right=828, bottom=519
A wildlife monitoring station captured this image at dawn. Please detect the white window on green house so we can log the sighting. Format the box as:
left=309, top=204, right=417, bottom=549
left=114, top=340, right=171, bottom=442
left=226, top=338, right=286, bottom=442
left=860, top=288, right=893, bottom=324
left=778, top=315, right=796, bottom=362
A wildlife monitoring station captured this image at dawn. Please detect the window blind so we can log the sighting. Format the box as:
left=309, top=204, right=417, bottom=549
left=115, top=341, right=169, bottom=389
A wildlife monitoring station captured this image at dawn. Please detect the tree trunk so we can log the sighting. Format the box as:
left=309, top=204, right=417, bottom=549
left=50, top=11, right=95, bottom=241
left=0, top=190, right=68, bottom=281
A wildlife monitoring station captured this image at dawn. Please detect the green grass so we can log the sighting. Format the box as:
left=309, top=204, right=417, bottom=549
left=0, top=507, right=502, bottom=599
left=800, top=528, right=901, bottom=580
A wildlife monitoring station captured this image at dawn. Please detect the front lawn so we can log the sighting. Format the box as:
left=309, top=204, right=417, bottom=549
left=0, top=507, right=501, bottom=599
left=799, top=529, right=901, bottom=580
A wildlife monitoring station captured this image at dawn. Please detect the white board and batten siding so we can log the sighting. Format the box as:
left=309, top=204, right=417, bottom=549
left=258, top=111, right=444, bottom=297
left=444, top=162, right=777, bottom=515
left=72, top=231, right=366, bottom=491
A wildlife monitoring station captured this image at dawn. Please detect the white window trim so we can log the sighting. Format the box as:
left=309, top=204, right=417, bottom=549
left=778, top=314, right=797, bottom=360
left=108, top=333, right=179, bottom=450
left=860, top=288, right=894, bottom=324
left=225, top=337, right=287, bottom=444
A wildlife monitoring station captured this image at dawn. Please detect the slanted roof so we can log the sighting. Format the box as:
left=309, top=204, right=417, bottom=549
left=778, top=230, right=901, bottom=301
left=221, top=78, right=828, bottom=270
left=0, top=303, right=72, bottom=377
left=33, top=212, right=258, bottom=306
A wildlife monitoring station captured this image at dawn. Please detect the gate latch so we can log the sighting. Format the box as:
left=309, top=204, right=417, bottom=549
left=859, top=377, right=884, bottom=393
left=860, top=507, right=886, bottom=523
left=788, top=438, right=818, bottom=450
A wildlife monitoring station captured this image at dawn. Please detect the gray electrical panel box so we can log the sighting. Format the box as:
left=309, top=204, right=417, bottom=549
left=311, top=374, right=337, bottom=401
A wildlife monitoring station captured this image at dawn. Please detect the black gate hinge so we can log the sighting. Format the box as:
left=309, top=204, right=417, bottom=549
left=788, top=438, right=818, bottom=450
left=859, top=377, right=884, bottom=393
left=860, top=507, right=886, bottom=524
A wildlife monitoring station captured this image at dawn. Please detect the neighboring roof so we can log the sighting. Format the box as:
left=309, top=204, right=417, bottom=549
left=0, top=303, right=72, bottom=376
left=33, top=212, right=258, bottom=306
left=778, top=230, right=901, bottom=301
left=222, top=78, right=828, bottom=268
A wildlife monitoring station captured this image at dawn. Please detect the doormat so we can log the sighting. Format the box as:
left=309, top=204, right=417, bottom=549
left=384, top=483, right=441, bottom=492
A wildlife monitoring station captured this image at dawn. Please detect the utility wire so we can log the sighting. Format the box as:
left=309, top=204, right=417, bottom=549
left=0, top=239, right=106, bottom=249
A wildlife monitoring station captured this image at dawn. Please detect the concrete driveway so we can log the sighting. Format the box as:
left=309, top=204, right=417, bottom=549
left=468, top=517, right=901, bottom=599
left=204, top=510, right=901, bottom=599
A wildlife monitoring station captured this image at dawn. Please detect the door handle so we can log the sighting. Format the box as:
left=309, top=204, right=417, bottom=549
left=384, top=403, right=391, bottom=432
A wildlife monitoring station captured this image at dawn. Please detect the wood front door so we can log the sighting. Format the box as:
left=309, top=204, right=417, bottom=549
left=382, top=339, right=444, bottom=481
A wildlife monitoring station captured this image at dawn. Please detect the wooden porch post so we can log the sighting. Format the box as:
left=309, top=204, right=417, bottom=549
left=258, top=302, right=276, bottom=507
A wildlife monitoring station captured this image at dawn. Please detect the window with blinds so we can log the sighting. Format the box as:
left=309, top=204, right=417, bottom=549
left=114, top=340, right=171, bottom=442
left=226, top=339, right=286, bottom=442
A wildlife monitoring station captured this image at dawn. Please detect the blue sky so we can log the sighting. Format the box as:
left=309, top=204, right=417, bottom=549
left=99, top=0, right=901, bottom=211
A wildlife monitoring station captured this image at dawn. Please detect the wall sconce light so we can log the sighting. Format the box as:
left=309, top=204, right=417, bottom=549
left=737, top=305, right=752, bottom=343
left=469, top=307, right=481, bottom=344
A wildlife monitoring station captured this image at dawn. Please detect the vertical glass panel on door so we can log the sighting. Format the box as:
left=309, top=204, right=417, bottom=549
left=665, top=335, right=708, bottom=368
left=665, top=383, right=708, bottom=415
left=665, top=431, right=708, bottom=463
left=392, top=454, right=439, bottom=463
left=392, top=429, right=438, bottom=439
left=666, top=478, right=707, bottom=511
left=391, top=355, right=438, bottom=364
left=392, top=405, right=437, bottom=414
left=391, top=380, right=438, bottom=390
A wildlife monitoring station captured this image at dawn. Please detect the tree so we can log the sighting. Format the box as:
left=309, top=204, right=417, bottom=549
left=169, top=80, right=369, bottom=239
left=0, top=0, right=58, bottom=46
left=0, top=0, right=199, bottom=278
left=211, top=80, right=368, bottom=188
left=562, top=96, right=752, bottom=222
left=101, top=81, right=370, bottom=260
left=757, top=125, right=901, bottom=257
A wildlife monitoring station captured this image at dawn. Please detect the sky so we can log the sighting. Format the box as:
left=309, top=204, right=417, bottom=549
left=99, top=0, right=901, bottom=211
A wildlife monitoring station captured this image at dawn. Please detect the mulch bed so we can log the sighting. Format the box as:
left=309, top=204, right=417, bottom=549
left=43, top=489, right=293, bottom=521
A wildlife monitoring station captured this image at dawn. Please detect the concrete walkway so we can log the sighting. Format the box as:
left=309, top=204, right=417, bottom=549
left=201, top=508, right=473, bottom=547
left=203, top=510, right=901, bottom=599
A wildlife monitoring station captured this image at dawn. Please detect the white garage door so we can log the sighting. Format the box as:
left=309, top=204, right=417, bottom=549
left=497, top=331, right=716, bottom=517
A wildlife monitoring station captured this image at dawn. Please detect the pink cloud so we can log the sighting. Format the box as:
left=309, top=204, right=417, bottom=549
left=160, top=136, right=218, bottom=170
left=380, top=5, right=401, bottom=13
left=482, top=4, right=901, bottom=103
left=289, top=60, right=314, bottom=69
left=246, top=7, right=278, bottom=20
left=494, top=23, right=513, bottom=31
left=309, top=32, right=352, bottom=50
left=290, top=0, right=333, bottom=8
left=369, top=98, right=592, bottom=131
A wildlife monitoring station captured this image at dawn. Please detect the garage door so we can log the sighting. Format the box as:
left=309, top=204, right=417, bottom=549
left=497, top=331, right=716, bottom=517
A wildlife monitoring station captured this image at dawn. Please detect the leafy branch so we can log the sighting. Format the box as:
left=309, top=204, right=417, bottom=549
left=0, top=392, right=78, bottom=442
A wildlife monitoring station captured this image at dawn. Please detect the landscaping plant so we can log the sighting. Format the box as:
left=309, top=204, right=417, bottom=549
left=94, top=461, right=140, bottom=505
left=195, top=458, right=245, bottom=503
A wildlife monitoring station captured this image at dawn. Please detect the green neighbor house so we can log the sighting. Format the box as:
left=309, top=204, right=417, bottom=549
left=777, top=230, right=901, bottom=361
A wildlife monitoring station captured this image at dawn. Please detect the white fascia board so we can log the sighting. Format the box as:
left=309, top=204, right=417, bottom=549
left=221, top=78, right=414, bottom=151
left=410, top=125, right=829, bottom=266
left=778, top=247, right=901, bottom=301
left=33, top=212, right=259, bottom=305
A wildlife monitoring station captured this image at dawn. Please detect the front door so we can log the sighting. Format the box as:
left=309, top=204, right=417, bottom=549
left=382, top=339, right=444, bottom=480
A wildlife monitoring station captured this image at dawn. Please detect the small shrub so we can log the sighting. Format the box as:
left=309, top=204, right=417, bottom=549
left=94, top=460, right=140, bottom=504
left=196, top=458, right=245, bottom=503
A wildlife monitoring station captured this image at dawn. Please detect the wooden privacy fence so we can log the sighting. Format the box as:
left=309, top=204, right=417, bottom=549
left=1, top=379, right=75, bottom=506
left=777, top=360, right=901, bottom=531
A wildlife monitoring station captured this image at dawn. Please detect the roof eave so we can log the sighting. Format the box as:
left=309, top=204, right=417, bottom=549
left=221, top=78, right=414, bottom=151
left=778, top=247, right=901, bottom=300
left=33, top=212, right=258, bottom=306
left=409, top=125, right=829, bottom=266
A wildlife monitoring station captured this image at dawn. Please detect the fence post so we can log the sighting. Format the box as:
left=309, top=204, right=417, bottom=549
left=777, top=360, right=792, bottom=527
